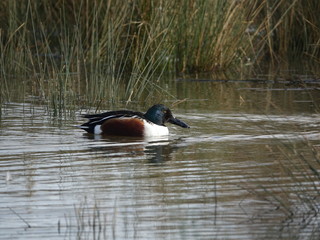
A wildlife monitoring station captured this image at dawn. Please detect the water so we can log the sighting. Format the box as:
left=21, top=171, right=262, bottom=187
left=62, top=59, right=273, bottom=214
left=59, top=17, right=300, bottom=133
left=1, top=81, right=320, bottom=239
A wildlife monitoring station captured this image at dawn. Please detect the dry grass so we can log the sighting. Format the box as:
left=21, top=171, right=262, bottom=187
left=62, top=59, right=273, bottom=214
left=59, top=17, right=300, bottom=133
left=0, top=0, right=319, bottom=112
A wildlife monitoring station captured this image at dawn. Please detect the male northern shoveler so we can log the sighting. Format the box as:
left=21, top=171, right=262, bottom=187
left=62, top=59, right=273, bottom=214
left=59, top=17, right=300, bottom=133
left=78, top=104, right=190, bottom=137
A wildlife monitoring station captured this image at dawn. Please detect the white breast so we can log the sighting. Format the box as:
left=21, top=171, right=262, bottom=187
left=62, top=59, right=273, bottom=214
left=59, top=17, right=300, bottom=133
left=143, top=120, right=169, bottom=136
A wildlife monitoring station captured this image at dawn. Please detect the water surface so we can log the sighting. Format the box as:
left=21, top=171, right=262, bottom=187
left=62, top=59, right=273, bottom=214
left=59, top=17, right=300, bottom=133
left=1, top=81, right=320, bottom=239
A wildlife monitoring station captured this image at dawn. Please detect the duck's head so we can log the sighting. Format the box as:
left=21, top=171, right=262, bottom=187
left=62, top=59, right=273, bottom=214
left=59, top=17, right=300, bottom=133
left=144, top=104, right=190, bottom=128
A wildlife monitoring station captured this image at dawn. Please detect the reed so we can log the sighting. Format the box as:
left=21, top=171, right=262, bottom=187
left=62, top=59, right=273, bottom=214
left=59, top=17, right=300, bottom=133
left=245, top=0, right=320, bottom=64
left=0, top=0, right=319, bottom=113
left=60, top=199, right=107, bottom=239
left=278, top=141, right=319, bottom=237
left=171, top=0, right=252, bottom=72
left=244, top=138, right=320, bottom=237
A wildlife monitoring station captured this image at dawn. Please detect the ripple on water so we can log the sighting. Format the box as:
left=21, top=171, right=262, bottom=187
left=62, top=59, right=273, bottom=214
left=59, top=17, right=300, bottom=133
left=0, top=102, right=319, bottom=239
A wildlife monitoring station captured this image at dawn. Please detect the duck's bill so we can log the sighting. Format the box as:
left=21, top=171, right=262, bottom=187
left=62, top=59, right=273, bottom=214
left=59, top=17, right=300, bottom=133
left=169, top=117, right=190, bottom=128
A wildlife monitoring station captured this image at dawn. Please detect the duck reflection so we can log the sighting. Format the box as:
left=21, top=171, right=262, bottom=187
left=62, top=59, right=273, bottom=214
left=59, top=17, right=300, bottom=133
left=82, top=133, right=181, bottom=163
left=144, top=142, right=177, bottom=163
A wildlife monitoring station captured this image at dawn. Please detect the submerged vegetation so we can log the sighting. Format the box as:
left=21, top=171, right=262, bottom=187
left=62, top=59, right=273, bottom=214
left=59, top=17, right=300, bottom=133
left=0, top=0, right=320, bottom=110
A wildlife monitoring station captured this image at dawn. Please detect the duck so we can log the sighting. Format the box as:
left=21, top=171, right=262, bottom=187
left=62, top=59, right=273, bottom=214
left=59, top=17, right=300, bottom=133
left=78, top=104, right=190, bottom=137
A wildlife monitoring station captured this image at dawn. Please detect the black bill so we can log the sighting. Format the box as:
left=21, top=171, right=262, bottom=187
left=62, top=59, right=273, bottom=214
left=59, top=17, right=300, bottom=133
left=168, top=117, right=190, bottom=128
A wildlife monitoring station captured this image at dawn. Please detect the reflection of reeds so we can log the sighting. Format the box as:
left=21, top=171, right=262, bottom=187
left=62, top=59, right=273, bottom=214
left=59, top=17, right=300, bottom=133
left=245, top=139, right=320, bottom=238
left=0, top=0, right=319, bottom=111
left=277, top=142, right=320, bottom=237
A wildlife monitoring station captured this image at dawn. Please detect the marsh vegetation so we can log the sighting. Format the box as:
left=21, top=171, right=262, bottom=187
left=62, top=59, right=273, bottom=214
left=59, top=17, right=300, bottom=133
left=1, top=0, right=320, bottom=108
